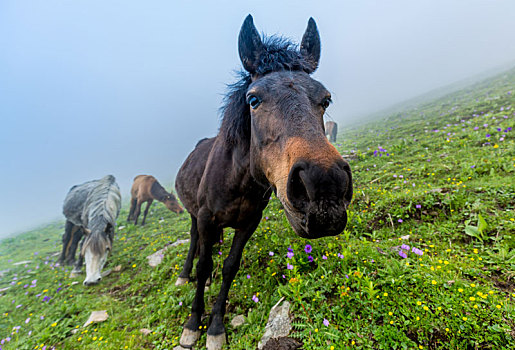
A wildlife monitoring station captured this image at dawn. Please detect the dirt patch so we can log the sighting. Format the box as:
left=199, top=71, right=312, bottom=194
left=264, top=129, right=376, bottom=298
left=262, top=337, right=302, bottom=350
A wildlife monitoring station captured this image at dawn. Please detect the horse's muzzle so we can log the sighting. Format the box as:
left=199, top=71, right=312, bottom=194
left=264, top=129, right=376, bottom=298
left=285, top=159, right=352, bottom=238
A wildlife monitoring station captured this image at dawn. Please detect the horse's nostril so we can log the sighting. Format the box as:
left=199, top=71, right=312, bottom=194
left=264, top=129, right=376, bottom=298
left=287, top=162, right=310, bottom=211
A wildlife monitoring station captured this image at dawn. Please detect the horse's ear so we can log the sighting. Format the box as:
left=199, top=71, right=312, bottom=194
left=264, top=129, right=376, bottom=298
left=238, top=14, right=263, bottom=74
left=300, top=17, right=321, bottom=73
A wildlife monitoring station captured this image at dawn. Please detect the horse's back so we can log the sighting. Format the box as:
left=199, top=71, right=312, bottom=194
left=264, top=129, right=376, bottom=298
left=176, top=137, right=216, bottom=216
left=63, top=175, right=120, bottom=226
left=131, top=175, right=154, bottom=198
left=63, top=179, right=99, bottom=225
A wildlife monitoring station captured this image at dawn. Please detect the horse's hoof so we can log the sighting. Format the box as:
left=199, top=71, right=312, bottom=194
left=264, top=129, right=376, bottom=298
left=175, top=277, right=189, bottom=286
left=206, top=333, right=226, bottom=350
left=179, top=328, right=200, bottom=348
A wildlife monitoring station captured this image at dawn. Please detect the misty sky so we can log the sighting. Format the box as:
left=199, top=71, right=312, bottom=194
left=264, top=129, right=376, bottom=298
left=1, top=1, right=515, bottom=238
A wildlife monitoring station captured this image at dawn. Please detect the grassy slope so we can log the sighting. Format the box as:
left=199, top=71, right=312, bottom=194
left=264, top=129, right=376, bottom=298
left=1, top=69, right=514, bottom=350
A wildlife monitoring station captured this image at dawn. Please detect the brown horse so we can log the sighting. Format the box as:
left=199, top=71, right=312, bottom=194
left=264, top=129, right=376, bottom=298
left=175, top=15, right=352, bottom=349
left=128, top=175, right=183, bottom=225
left=325, top=120, right=338, bottom=142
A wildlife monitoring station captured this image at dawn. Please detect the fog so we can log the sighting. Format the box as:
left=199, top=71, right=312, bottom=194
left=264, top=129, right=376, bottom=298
left=1, top=0, right=515, bottom=238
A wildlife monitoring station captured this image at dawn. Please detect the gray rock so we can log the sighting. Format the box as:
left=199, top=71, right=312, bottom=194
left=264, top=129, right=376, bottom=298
left=231, top=314, right=245, bottom=328
left=173, top=346, right=190, bottom=350
left=13, top=260, right=32, bottom=266
left=147, top=239, right=190, bottom=267
left=258, top=298, right=292, bottom=349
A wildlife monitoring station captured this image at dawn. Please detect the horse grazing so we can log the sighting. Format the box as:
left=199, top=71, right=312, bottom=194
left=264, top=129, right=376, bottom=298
left=325, top=121, right=338, bottom=142
left=58, top=175, right=121, bottom=286
left=174, top=15, right=352, bottom=349
left=128, top=175, right=183, bottom=225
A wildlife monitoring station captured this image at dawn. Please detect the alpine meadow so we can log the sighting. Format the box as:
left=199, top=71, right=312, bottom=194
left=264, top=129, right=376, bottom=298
left=1, top=67, right=514, bottom=349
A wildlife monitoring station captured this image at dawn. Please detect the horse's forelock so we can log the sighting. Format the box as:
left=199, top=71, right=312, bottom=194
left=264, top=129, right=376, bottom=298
left=82, top=228, right=111, bottom=256
left=220, top=36, right=312, bottom=145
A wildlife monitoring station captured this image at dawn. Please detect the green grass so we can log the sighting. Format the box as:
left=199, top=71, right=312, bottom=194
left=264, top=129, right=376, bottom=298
left=1, top=68, right=514, bottom=349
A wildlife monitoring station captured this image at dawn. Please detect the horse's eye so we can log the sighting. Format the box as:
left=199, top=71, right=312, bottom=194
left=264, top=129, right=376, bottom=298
left=247, top=95, right=261, bottom=109
left=321, top=97, right=332, bottom=110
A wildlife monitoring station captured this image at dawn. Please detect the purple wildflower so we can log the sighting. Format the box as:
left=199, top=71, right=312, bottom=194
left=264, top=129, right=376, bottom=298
left=25, top=318, right=30, bottom=324
left=287, top=251, right=294, bottom=259
left=401, top=244, right=410, bottom=250
left=179, top=301, right=182, bottom=306
left=486, top=134, right=491, bottom=138
left=322, top=255, right=327, bottom=260
left=304, top=245, right=312, bottom=254
left=287, top=263, right=293, bottom=270
left=337, top=253, right=344, bottom=259
left=416, top=204, right=421, bottom=209
left=398, top=219, right=403, bottom=223
left=246, top=274, right=251, bottom=279
left=323, top=318, right=329, bottom=326
left=269, top=251, right=274, bottom=256
left=399, top=251, right=408, bottom=259
left=252, top=295, right=259, bottom=303
left=42, top=296, right=50, bottom=302
left=412, top=247, right=424, bottom=256
left=308, top=256, right=314, bottom=262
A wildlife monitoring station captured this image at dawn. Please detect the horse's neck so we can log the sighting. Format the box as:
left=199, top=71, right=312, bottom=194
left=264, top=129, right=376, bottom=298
left=150, top=181, right=169, bottom=202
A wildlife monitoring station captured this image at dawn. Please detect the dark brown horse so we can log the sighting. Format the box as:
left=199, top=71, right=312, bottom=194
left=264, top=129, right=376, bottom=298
left=175, top=15, right=352, bottom=349
left=128, top=175, right=183, bottom=225
left=325, top=120, right=338, bottom=142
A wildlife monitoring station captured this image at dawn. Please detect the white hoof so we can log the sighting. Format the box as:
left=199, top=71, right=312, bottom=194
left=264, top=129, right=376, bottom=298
left=175, top=277, right=189, bottom=286
left=206, top=333, right=226, bottom=350
left=180, top=328, right=200, bottom=348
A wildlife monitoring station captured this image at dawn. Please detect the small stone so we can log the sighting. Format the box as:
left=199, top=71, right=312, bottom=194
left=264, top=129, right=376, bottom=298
left=258, top=298, right=293, bottom=349
left=231, top=315, right=245, bottom=328
left=13, top=260, right=32, bottom=266
left=147, top=239, right=190, bottom=267
left=113, top=265, right=122, bottom=272
left=83, top=310, right=109, bottom=327
left=173, top=346, right=189, bottom=350
left=140, top=328, right=152, bottom=335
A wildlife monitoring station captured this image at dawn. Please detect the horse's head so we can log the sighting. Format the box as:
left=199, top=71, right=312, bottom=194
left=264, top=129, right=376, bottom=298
left=239, top=15, right=353, bottom=239
left=82, top=223, right=113, bottom=286
left=164, top=194, right=184, bottom=214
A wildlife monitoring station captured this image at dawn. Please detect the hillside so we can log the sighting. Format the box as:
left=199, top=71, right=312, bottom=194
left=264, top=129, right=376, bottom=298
left=1, top=68, right=514, bottom=349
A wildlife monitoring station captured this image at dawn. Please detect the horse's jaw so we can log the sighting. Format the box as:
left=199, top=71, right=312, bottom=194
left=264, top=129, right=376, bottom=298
left=83, top=248, right=108, bottom=286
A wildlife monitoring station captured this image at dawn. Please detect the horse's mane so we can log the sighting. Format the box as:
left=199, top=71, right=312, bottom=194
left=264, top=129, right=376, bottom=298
left=83, top=175, right=121, bottom=255
left=219, top=36, right=314, bottom=146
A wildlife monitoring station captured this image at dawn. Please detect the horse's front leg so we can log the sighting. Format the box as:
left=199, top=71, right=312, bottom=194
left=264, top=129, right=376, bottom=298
left=66, top=226, right=83, bottom=266
left=141, top=199, right=153, bottom=225
left=206, top=215, right=261, bottom=350
left=180, top=209, right=220, bottom=348
left=71, top=237, right=85, bottom=275
left=176, top=215, right=198, bottom=286
left=57, top=221, right=73, bottom=265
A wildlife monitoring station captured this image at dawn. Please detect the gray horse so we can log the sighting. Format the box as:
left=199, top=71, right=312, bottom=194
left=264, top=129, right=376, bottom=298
left=58, top=175, right=121, bottom=286
left=325, top=121, right=338, bottom=143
